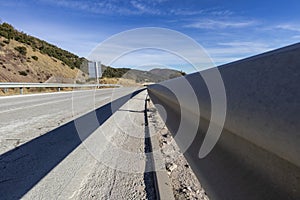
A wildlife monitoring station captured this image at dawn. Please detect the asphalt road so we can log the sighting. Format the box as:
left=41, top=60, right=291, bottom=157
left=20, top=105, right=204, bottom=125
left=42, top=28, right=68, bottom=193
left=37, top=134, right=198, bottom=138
left=0, top=87, right=152, bottom=199
left=0, top=87, right=139, bottom=155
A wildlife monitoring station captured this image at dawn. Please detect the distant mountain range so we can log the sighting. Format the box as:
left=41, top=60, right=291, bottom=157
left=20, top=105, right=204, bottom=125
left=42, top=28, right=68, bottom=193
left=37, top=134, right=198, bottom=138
left=121, top=68, right=185, bottom=83
left=99, top=65, right=186, bottom=83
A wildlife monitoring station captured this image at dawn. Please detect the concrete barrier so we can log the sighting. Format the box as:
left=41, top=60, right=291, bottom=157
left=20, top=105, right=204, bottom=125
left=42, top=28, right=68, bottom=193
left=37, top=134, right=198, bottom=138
left=148, top=43, right=300, bottom=200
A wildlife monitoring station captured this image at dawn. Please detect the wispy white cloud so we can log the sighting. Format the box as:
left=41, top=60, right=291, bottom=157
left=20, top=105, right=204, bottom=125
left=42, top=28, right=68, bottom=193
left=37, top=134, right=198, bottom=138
left=275, top=24, right=300, bottom=32
left=210, top=10, right=234, bottom=16
left=39, top=0, right=140, bottom=15
left=129, top=0, right=162, bottom=15
left=168, top=8, right=233, bottom=16
left=38, top=0, right=168, bottom=15
left=205, top=41, right=274, bottom=65
left=217, top=41, right=270, bottom=50
left=169, top=9, right=206, bottom=16
left=292, top=35, right=300, bottom=39
left=39, top=0, right=234, bottom=17
left=184, top=19, right=255, bottom=29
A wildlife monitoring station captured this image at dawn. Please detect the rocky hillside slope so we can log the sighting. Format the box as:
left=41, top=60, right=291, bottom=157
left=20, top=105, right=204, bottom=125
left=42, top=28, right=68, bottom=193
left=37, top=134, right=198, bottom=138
left=0, top=36, right=86, bottom=83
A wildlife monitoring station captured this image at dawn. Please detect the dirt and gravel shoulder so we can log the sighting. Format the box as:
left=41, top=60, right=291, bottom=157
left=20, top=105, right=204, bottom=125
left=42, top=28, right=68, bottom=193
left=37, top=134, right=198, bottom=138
left=147, top=99, right=209, bottom=200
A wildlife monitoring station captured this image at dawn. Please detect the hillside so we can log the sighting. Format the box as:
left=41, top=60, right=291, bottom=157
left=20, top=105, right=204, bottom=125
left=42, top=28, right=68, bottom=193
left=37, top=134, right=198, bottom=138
left=0, top=22, right=86, bottom=70
left=0, top=36, right=86, bottom=83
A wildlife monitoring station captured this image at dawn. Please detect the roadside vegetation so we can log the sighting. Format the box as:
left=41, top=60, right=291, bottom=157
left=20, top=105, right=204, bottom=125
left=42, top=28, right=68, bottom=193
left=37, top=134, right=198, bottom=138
left=14, top=46, right=27, bottom=56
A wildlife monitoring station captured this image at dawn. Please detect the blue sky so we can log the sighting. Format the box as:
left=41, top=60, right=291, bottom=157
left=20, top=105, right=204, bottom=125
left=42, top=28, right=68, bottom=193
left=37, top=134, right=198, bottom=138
left=1, top=0, right=300, bottom=72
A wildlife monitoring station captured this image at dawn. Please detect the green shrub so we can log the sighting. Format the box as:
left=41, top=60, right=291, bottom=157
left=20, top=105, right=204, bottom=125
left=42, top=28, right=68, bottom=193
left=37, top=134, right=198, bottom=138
left=14, top=46, right=27, bottom=55
left=18, top=71, right=28, bottom=76
left=31, top=55, right=38, bottom=61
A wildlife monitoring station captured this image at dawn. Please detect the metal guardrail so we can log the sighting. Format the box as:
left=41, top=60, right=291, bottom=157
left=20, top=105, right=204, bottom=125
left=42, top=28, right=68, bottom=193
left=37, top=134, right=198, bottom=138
left=148, top=43, right=300, bottom=200
left=0, top=83, right=121, bottom=94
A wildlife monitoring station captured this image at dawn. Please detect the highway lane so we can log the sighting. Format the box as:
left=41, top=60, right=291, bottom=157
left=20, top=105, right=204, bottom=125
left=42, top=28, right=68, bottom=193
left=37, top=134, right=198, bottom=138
left=0, top=87, right=140, bottom=154
left=0, top=88, right=150, bottom=200
left=0, top=88, right=133, bottom=113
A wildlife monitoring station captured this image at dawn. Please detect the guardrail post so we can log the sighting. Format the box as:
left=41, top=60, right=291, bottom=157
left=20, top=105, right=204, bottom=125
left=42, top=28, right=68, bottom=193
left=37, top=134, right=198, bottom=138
left=3, top=88, right=8, bottom=93
left=58, top=87, right=61, bottom=92
left=19, top=87, right=23, bottom=95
